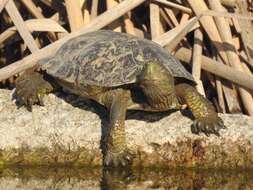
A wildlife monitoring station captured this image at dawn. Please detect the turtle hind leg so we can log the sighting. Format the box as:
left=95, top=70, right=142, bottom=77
left=175, top=83, right=226, bottom=136
left=15, top=71, right=56, bottom=111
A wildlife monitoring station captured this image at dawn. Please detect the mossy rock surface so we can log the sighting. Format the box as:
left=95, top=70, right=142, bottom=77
left=0, top=89, right=253, bottom=169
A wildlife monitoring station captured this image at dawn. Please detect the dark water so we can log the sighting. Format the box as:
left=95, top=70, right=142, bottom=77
left=1, top=167, right=253, bottom=190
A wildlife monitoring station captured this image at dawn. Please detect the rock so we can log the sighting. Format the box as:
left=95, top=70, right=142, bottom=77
left=0, top=89, right=253, bottom=169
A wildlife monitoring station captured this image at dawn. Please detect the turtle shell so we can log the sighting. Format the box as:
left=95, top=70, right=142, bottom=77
left=42, top=30, right=195, bottom=87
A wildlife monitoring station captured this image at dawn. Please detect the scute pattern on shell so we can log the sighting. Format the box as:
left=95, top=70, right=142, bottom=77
left=43, top=30, right=194, bottom=87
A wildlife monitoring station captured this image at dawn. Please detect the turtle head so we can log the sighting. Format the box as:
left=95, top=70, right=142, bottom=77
left=139, top=62, right=173, bottom=83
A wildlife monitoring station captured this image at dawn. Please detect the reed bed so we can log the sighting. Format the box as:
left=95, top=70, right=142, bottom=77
left=0, top=0, right=253, bottom=116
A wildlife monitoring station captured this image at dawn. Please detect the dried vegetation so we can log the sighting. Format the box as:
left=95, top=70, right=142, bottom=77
left=0, top=0, right=253, bottom=116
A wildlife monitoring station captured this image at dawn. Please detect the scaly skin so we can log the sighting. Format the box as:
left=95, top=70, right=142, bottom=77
left=139, top=63, right=225, bottom=136
left=175, top=83, right=226, bottom=136
left=98, top=89, right=135, bottom=168
left=138, top=62, right=181, bottom=111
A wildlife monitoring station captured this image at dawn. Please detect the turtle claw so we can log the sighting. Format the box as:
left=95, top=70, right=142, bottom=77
left=104, top=149, right=135, bottom=168
left=191, top=116, right=225, bottom=137
left=37, top=94, right=45, bottom=106
left=27, top=98, right=33, bottom=112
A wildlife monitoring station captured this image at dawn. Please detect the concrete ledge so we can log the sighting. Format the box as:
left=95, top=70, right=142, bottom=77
left=0, top=89, right=253, bottom=169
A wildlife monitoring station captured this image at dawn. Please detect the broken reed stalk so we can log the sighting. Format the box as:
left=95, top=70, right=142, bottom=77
left=217, top=56, right=242, bottom=113
left=39, top=0, right=51, bottom=7
left=220, top=0, right=236, bottom=7
left=152, top=11, right=253, bottom=95
left=208, top=0, right=253, bottom=116
left=82, top=1, right=91, bottom=25
left=164, top=8, right=179, bottom=26
left=160, top=8, right=174, bottom=28
left=106, top=0, right=122, bottom=32
left=150, top=2, right=161, bottom=39
left=106, top=0, right=136, bottom=35
left=236, top=0, right=253, bottom=67
left=232, top=36, right=240, bottom=50
left=187, top=0, right=229, bottom=64
left=161, top=17, right=199, bottom=51
left=174, top=47, right=253, bottom=91
left=2, top=6, right=253, bottom=92
left=180, top=13, right=190, bottom=24
left=223, top=84, right=242, bottom=113
left=0, top=0, right=146, bottom=81
left=78, top=0, right=85, bottom=7
left=0, top=28, right=15, bottom=44
left=192, top=28, right=205, bottom=97
left=21, top=0, right=44, bottom=18
left=0, top=0, right=9, bottom=13
left=5, top=0, right=39, bottom=53
left=123, top=13, right=136, bottom=35
left=0, top=19, right=67, bottom=44
left=112, top=0, right=136, bottom=35
left=232, top=17, right=242, bottom=33
left=21, top=0, right=57, bottom=41
left=91, top=0, right=98, bottom=20
left=65, top=0, right=84, bottom=32
left=160, top=8, right=192, bottom=50
left=215, top=77, right=226, bottom=113
left=153, top=0, right=192, bottom=14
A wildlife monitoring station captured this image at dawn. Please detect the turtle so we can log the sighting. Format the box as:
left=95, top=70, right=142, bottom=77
left=15, top=30, right=226, bottom=168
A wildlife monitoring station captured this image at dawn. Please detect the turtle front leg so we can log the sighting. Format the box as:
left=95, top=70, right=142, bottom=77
left=15, top=72, right=56, bottom=111
left=175, top=83, right=226, bottom=136
left=102, top=89, right=135, bottom=168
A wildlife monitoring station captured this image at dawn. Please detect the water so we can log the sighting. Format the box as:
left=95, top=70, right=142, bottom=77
left=1, top=167, right=253, bottom=190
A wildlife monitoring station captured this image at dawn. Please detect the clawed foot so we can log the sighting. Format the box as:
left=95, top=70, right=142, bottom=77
left=191, top=116, right=226, bottom=136
left=15, top=72, right=53, bottom=111
left=104, top=149, right=135, bottom=168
